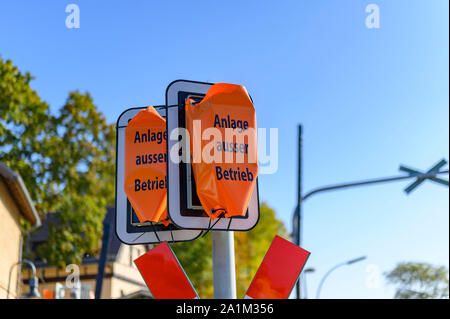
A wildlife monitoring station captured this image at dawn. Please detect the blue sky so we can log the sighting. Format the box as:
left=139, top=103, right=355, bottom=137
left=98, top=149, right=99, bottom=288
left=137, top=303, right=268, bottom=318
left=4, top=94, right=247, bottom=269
left=1, top=1, right=448, bottom=298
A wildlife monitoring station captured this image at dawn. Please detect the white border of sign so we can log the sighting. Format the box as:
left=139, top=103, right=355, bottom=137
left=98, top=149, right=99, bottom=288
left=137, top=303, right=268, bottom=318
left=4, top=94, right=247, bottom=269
left=166, top=80, right=260, bottom=231
left=115, top=106, right=203, bottom=244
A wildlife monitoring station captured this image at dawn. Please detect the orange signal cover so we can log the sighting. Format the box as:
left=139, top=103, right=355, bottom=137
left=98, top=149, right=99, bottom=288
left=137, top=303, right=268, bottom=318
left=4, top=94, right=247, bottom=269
left=134, top=242, right=198, bottom=299
left=185, top=83, right=258, bottom=219
left=245, top=236, right=310, bottom=299
left=124, top=106, right=169, bottom=226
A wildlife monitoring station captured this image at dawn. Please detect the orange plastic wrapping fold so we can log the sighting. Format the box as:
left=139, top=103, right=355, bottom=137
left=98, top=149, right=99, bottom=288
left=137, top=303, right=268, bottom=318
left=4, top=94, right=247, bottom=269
left=124, top=106, right=169, bottom=226
left=186, top=83, right=258, bottom=220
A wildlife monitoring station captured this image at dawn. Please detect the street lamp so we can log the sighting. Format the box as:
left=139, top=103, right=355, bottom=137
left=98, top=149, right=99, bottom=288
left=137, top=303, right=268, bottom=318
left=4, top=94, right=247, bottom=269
left=303, top=268, right=315, bottom=299
left=24, top=276, right=41, bottom=299
left=7, top=259, right=40, bottom=299
left=316, top=256, right=367, bottom=299
left=292, top=123, right=449, bottom=299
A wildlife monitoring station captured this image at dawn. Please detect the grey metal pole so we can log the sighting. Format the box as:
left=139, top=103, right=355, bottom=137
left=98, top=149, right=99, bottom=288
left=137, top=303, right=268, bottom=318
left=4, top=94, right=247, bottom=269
left=295, top=124, right=303, bottom=299
left=212, top=231, right=237, bottom=299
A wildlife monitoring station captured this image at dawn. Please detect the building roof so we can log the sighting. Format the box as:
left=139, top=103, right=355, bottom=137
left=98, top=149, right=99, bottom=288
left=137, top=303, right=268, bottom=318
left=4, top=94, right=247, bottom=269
left=0, top=161, right=41, bottom=227
left=28, top=207, right=122, bottom=265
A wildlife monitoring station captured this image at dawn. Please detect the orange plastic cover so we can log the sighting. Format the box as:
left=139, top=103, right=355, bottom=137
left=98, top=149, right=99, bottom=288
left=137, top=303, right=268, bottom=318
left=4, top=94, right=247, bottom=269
left=124, top=106, right=169, bottom=226
left=186, top=83, right=258, bottom=219
left=42, top=289, right=55, bottom=299
left=134, top=242, right=198, bottom=299
left=245, top=236, right=310, bottom=299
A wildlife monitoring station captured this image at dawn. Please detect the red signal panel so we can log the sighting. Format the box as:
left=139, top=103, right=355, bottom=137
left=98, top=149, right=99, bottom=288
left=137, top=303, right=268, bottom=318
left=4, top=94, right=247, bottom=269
left=134, top=241, right=198, bottom=299
left=245, top=236, right=310, bottom=299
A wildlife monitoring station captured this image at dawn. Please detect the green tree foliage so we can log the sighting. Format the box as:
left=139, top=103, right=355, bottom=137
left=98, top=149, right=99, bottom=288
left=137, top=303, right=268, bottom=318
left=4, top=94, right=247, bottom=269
left=385, top=262, right=449, bottom=299
left=0, top=56, right=115, bottom=267
left=0, top=57, right=50, bottom=206
left=172, top=202, right=288, bottom=299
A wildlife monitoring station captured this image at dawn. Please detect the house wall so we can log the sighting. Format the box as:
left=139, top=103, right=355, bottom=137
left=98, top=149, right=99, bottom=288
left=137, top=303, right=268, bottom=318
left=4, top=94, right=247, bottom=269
left=0, top=179, right=22, bottom=299
left=21, top=264, right=109, bottom=299
left=109, top=244, right=148, bottom=298
left=20, top=244, right=149, bottom=299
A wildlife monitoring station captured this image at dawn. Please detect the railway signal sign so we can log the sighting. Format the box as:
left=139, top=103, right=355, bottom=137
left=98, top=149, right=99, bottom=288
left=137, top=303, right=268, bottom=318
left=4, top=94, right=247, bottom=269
left=399, top=158, right=449, bottom=194
left=124, top=106, right=169, bottom=226
left=185, top=83, right=258, bottom=221
left=115, top=106, right=202, bottom=244
left=114, top=80, right=310, bottom=301
left=165, top=80, right=260, bottom=231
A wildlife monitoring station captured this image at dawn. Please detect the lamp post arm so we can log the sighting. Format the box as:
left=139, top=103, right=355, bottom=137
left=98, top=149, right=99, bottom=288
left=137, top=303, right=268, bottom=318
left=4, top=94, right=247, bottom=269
left=302, top=170, right=449, bottom=203
left=315, top=262, right=346, bottom=299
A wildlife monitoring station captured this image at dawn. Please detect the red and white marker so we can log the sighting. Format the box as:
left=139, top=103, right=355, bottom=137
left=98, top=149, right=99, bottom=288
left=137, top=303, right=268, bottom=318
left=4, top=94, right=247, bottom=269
left=245, top=235, right=310, bottom=299
left=134, top=241, right=198, bottom=299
